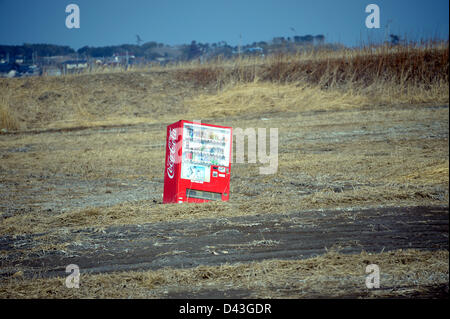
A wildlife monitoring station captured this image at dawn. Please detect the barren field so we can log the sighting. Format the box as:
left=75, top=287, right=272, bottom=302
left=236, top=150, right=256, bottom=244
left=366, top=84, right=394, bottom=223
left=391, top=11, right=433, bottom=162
left=0, top=46, right=449, bottom=298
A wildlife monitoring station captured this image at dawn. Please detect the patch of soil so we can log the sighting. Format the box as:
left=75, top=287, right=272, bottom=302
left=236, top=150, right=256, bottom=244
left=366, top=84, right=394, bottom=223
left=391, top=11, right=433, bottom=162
left=0, top=206, right=447, bottom=280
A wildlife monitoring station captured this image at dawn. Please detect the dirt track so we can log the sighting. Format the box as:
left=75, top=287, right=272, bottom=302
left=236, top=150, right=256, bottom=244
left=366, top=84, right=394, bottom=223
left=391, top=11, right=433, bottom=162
left=0, top=205, right=447, bottom=280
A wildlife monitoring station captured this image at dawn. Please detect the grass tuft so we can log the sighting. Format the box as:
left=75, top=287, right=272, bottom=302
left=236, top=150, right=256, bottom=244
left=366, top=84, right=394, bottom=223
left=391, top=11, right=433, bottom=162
left=0, top=101, right=20, bottom=131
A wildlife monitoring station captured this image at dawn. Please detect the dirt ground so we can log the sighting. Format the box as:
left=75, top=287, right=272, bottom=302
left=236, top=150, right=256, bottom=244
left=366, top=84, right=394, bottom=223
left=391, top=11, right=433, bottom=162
left=0, top=205, right=447, bottom=279
left=0, top=70, right=448, bottom=298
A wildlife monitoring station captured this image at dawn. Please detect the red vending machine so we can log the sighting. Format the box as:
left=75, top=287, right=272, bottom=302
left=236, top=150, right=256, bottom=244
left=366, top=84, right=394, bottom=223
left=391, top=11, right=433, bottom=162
left=163, top=120, right=232, bottom=204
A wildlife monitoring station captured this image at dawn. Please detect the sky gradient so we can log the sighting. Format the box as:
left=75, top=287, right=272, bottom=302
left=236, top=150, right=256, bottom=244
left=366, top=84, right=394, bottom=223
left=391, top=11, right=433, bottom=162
left=0, top=0, right=448, bottom=49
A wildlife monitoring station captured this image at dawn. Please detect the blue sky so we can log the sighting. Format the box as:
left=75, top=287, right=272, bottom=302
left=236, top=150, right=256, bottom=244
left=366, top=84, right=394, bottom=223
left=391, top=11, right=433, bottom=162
left=0, top=0, right=448, bottom=49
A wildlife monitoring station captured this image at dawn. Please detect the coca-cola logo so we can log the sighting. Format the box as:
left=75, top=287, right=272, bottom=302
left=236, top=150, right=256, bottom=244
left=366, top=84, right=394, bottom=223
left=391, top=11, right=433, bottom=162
left=167, top=128, right=177, bottom=179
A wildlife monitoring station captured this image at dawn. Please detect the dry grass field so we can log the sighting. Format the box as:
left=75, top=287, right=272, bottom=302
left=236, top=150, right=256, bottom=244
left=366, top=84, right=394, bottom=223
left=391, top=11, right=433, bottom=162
left=0, top=43, right=448, bottom=298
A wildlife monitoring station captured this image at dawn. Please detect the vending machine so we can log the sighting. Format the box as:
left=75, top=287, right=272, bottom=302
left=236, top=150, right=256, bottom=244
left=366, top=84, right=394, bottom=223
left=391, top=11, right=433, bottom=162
left=163, top=120, right=232, bottom=204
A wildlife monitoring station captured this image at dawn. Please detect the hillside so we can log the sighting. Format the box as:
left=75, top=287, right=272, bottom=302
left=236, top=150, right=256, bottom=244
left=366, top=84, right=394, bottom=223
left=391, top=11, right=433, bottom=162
left=0, top=43, right=448, bottom=298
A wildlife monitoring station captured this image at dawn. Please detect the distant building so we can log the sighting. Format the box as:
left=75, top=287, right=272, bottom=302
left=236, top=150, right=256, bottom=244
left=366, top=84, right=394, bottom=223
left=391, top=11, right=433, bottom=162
left=293, top=35, right=314, bottom=44
left=244, top=47, right=264, bottom=56
left=112, top=52, right=135, bottom=65
left=24, top=65, right=41, bottom=76
left=0, top=63, right=18, bottom=78
left=273, top=37, right=286, bottom=44
left=62, top=60, right=88, bottom=74
left=0, top=62, right=39, bottom=77
left=15, top=56, right=24, bottom=64
left=41, top=55, right=73, bottom=65
left=42, top=66, right=62, bottom=76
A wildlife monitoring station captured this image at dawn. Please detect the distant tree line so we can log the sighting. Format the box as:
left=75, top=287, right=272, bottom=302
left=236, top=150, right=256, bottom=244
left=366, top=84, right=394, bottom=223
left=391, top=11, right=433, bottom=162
left=0, top=42, right=170, bottom=60
left=0, top=44, right=75, bottom=59
left=272, top=34, right=325, bottom=44
left=1, top=35, right=330, bottom=63
left=180, top=41, right=234, bottom=60
left=77, top=42, right=165, bottom=59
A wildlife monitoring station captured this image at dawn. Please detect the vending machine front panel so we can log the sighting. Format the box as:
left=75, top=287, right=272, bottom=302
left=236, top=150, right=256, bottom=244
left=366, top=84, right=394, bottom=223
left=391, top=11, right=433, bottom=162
left=163, top=120, right=232, bottom=204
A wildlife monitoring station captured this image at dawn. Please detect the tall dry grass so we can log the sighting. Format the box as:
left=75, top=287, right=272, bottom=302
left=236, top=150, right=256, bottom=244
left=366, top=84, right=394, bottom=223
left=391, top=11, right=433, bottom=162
left=174, top=42, right=449, bottom=119
left=174, top=41, right=449, bottom=87
left=174, top=42, right=449, bottom=109
left=0, top=42, right=447, bottom=132
left=0, top=99, right=20, bottom=131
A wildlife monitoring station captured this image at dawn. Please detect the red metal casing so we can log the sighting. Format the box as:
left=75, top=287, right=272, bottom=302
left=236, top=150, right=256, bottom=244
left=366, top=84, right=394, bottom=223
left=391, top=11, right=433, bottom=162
left=163, top=120, right=232, bottom=204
